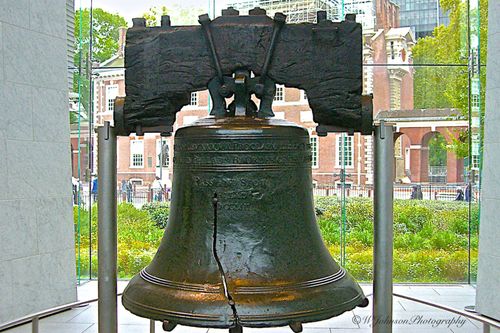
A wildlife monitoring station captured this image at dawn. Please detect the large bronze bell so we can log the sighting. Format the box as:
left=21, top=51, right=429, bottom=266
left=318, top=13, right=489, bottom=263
left=122, top=116, right=368, bottom=332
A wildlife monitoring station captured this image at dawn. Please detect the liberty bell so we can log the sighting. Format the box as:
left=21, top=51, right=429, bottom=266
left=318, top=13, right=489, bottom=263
left=118, top=8, right=372, bottom=333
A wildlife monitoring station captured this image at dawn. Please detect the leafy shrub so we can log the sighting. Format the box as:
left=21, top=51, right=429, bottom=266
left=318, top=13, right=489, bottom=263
left=394, top=201, right=433, bottom=233
left=117, top=203, right=164, bottom=247
left=142, top=202, right=170, bottom=229
left=345, top=249, right=373, bottom=280
left=347, top=230, right=373, bottom=247
left=394, top=233, right=431, bottom=250
left=317, top=218, right=340, bottom=246
left=73, top=198, right=479, bottom=281
left=118, top=245, right=157, bottom=278
left=346, top=199, right=373, bottom=230
left=334, top=248, right=476, bottom=283
left=314, top=196, right=340, bottom=213
left=429, top=231, right=467, bottom=251
left=316, top=198, right=478, bottom=282
left=74, top=203, right=163, bottom=278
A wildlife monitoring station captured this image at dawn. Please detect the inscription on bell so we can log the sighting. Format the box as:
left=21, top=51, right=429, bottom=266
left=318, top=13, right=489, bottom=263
left=175, top=141, right=310, bottom=152
left=174, top=152, right=310, bottom=165
left=193, top=175, right=269, bottom=211
left=193, top=176, right=269, bottom=188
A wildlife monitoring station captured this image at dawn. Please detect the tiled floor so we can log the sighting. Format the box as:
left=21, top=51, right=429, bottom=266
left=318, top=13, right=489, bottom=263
left=3, top=282, right=496, bottom=333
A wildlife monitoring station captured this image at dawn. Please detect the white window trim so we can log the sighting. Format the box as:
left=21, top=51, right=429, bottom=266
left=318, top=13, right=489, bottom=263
left=130, top=139, right=144, bottom=168
left=129, top=178, right=143, bottom=186
left=310, top=135, right=319, bottom=169
left=106, top=84, right=119, bottom=113
left=130, top=157, right=144, bottom=168
left=190, top=92, right=198, bottom=106
left=273, top=84, right=285, bottom=103
left=335, top=134, right=355, bottom=169
left=301, top=90, right=308, bottom=102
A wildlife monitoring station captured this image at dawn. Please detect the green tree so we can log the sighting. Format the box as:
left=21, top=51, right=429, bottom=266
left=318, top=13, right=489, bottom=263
left=142, top=6, right=169, bottom=27
left=75, top=8, right=127, bottom=63
left=142, top=5, right=204, bottom=27
left=73, top=9, right=127, bottom=114
left=412, top=0, right=488, bottom=157
left=429, top=135, right=448, bottom=166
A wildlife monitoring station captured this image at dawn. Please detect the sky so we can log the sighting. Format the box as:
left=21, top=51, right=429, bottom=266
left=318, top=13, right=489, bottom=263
left=78, top=0, right=230, bottom=25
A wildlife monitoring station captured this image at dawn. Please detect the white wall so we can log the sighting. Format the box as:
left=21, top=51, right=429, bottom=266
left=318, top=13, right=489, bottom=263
left=0, top=0, right=77, bottom=323
left=475, top=0, right=500, bottom=322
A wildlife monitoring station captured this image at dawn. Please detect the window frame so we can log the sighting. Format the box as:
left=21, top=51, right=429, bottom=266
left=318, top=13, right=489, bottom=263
left=273, top=84, right=285, bottom=102
left=106, top=84, right=119, bottom=113
left=301, top=90, right=308, bottom=102
left=130, top=139, right=144, bottom=168
left=190, top=92, right=198, bottom=106
left=310, top=135, right=319, bottom=169
left=129, top=178, right=143, bottom=186
left=336, top=134, right=354, bottom=169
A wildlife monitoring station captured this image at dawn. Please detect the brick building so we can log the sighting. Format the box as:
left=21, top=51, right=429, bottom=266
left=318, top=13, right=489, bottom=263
left=378, top=109, right=467, bottom=184
left=86, top=0, right=470, bottom=188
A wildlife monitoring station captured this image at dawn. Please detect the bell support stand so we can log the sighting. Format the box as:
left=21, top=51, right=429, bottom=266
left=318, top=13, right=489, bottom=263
left=373, top=121, right=395, bottom=333
left=97, top=121, right=118, bottom=333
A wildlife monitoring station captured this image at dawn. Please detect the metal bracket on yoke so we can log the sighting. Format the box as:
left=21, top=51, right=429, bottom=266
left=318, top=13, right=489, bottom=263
left=199, top=12, right=287, bottom=119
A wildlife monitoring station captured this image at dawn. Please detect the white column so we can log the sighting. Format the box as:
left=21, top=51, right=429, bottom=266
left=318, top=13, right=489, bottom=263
left=0, top=0, right=77, bottom=323
left=475, top=0, right=500, bottom=321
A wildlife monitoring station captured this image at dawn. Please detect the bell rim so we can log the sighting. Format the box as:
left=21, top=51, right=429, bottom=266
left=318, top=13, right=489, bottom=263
left=122, top=270, right=367, bottom=329
left=139, top=267, right=348, bottom=295
left=122, top=290, right=367, bottom=328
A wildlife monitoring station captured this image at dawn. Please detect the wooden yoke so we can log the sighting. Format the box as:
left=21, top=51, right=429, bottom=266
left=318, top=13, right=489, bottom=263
left=114, top=8, right=373, bottom=136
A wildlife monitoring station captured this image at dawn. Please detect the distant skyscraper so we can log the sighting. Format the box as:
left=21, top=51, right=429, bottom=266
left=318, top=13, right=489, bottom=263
left=227, top=0, right=341, bottom=23
left=391, top=0, right=449, bottom=39
left=343, top=0, right=376, bottom=30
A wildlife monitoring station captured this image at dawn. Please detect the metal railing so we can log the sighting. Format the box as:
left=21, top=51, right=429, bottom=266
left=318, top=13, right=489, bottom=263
left=74, top=188, right=169, bottom=208
left=428, top=166, right=448, bottom=183
left=313, top=184, right=479, bottom=202
left=1, top=291, right=498, bottom=333
left=74, top=184, right=476, bottom=207
left=393, top=293, right=500, bottom=333
left=0, top=292, right=152, bottom=333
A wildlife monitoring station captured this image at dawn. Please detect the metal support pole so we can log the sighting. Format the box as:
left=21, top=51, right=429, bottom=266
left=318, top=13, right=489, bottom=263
left=97, top=121, right=118, bottom=333
left=150, top=320, right=156, bottom=333
left=373, top=121, right=394, bottom=333
left=483, top=323, right=490, bottom=333
left=31, top=317, right=39, bottom=333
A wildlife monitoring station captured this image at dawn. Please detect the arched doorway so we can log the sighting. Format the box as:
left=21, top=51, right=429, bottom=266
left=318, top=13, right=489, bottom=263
left=422, top=132, right=448, bottom=183
left=394, top=132, right=411, bottom=183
